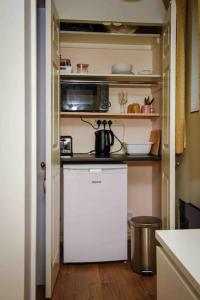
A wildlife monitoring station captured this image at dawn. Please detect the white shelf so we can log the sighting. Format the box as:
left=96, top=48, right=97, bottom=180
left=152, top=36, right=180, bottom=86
left=60, top=73, right=161, bottom=85
left=60, top=31, right=160, bottom=49
left=60, top=112, right=160, bottom=119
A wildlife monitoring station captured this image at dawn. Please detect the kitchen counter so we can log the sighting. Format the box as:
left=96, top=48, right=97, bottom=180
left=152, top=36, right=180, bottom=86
left=156, top=229, right=200, bottom=297
left=61, top=153, right=161, bottom=163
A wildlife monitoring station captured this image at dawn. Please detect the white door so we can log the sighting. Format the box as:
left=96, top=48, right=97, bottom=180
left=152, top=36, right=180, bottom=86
left=45, top=0, right=60, bottom=298
left=161, top=0, right=176, bottom=229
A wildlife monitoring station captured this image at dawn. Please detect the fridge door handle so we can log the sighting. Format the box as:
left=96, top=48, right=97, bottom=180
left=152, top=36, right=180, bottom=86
left=89, top=169, right=102, bottom=173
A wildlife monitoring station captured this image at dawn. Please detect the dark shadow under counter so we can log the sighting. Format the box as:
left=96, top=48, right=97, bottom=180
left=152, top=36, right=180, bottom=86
left=61, top=153, right=161, bottom=164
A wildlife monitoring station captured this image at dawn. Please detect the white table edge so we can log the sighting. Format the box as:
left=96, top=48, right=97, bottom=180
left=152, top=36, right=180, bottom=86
left=156, top=230, right=200, bottom=297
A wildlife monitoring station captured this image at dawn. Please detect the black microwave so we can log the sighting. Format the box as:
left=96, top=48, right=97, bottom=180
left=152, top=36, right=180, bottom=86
left=61, top=82, right=109, bottom=112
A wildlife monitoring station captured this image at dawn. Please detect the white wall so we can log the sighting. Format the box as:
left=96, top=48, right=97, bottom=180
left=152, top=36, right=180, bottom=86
left=0, top=1, right=36, bottom=299
left=0, top=1, right=25, bottom=299
left=55, top=0, right=165, bottom=24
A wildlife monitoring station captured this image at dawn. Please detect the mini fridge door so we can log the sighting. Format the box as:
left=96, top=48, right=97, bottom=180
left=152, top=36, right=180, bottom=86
left=63, top=164, right=127, bottom=263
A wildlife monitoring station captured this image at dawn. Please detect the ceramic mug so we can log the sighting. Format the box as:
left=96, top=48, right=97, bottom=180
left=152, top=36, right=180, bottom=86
left=141, top=105, right=155, bottom=113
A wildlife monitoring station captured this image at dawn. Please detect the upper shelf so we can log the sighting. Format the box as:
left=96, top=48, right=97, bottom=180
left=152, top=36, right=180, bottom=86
left=60, top=73, right=161, bottom=86
left=60, top=31, right=161, bottom=49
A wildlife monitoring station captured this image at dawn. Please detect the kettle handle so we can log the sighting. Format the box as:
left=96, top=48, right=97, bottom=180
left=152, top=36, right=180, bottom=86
left=109, top=130, right=115, bottom=146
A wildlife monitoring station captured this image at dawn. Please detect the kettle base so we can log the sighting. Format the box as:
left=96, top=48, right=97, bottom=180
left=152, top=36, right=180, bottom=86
left=95, top=152, right=111, bottom=158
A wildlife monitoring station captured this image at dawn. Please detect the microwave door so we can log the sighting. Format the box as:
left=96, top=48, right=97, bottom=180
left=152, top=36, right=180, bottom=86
left=76, top=87, right=96, bottom=111
left=61, top=84, right=97, bottom=112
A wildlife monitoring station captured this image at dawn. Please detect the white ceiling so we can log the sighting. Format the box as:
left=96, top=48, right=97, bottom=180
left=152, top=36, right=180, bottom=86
left=55, top=0, right=166, bottom=24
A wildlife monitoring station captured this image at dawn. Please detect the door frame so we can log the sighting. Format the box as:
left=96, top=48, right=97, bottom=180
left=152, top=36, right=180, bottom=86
left=169, top=0, right=176, bottom=229
left=25, top=0, right=37, bottom=299
left=161, top=0, right=176, bottom=230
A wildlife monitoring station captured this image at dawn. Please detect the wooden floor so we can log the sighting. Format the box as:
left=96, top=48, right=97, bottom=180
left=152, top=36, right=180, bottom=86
left=37, top=258, right=156, bottom=300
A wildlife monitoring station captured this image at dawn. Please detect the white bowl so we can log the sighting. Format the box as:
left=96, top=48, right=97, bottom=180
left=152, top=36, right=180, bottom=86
left=111, top=63, right=133, bottom=74
left=125, top=142, right=153, bottom=155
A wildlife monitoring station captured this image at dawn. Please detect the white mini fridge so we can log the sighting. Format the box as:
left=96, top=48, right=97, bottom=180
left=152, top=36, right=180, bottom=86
left=63, top=164, right=127, bottom=263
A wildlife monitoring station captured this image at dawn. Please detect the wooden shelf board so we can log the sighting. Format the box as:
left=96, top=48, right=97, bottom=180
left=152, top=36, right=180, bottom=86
left=60, top=31, right=160, bottom=47
left=60, top=112, right=160, bottom=119
left=60, top=31, right=161, bottom=38
left=60, top=73, right=161, bottom=85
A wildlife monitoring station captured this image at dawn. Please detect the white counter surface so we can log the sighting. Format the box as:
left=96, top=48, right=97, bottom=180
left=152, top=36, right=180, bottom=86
left=156, top=229, right=200, bottom=296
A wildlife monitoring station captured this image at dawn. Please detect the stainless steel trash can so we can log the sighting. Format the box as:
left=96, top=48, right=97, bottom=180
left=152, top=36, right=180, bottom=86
left=130, top=216, right=161, bottom=275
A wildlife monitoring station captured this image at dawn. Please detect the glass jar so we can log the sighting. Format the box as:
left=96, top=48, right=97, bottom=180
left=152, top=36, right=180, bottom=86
left=77, top=64, right=89, bottom=73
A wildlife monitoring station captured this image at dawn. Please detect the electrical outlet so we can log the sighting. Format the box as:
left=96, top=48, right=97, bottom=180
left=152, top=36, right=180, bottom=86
left=94, top=119, right=124, bottom=127
left=94, top=119, right=102, bottom=126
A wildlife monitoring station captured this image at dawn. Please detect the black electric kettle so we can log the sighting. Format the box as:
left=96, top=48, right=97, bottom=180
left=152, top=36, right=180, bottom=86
left=95, top=129, right=114, bottom=157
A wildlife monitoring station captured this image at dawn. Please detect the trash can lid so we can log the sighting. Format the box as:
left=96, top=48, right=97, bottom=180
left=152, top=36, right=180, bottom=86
left=130, top=216, right=161, bottom=228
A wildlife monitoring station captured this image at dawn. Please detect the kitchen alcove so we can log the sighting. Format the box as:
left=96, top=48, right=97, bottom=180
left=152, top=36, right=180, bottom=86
left=59, top=23, right=162, bottom=223
left=36, top=1, right=176, bottom=297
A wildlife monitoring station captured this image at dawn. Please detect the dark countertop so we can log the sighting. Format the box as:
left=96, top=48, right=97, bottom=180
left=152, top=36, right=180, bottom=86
left=61, top=153, right=161, bottom=163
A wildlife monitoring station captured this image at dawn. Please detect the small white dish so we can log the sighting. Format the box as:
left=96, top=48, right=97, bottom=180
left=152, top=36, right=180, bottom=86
left=124, top=142, right=153, bottom=155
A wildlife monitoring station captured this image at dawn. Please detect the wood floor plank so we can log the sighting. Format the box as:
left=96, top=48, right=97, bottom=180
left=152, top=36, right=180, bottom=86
left=52, top=263, right=103, bottom=300
left=98, top=261, right=152, bottom=300
left=37, top=260, right=156, bottom=300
